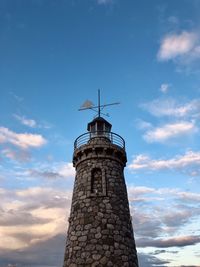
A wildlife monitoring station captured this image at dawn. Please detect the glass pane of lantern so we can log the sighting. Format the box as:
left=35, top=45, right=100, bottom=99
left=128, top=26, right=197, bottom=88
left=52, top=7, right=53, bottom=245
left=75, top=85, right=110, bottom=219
left=98, top=123, right=103, bottom=132
left=91, top=124, right=95, bottom=132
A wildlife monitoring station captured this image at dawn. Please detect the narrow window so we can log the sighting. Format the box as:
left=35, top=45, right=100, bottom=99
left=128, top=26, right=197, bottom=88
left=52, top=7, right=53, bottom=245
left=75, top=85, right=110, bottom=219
left=91, top=168, right=102, bottom=194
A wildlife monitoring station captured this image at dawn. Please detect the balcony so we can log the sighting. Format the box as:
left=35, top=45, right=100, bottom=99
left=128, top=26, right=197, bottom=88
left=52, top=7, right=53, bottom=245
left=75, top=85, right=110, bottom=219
left=74, top=131, right=125, bottom=150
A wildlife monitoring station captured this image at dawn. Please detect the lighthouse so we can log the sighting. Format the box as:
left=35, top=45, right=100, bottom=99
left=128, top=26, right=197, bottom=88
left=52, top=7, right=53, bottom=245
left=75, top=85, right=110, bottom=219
left=63, top=93, right=139, bottom=267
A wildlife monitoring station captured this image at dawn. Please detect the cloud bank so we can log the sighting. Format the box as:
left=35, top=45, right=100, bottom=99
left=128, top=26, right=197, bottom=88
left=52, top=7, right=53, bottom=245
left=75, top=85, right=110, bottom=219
left=0, top=185, right=199, bottom=266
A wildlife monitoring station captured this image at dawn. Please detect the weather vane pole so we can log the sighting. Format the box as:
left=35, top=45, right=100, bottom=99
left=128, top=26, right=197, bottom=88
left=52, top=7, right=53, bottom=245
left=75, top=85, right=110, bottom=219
left=98, top=89, right=101, bottom=117
left=79, top=89, right=120, bottom=117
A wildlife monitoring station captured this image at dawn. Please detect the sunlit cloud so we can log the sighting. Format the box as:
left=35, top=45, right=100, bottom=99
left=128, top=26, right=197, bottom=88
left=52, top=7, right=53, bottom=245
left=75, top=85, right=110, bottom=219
left=141, top=98, right=200, bottom=118
left=139, top=98, right=200, bottom=144
left=0, top=187, right=72, bottom=251
left=157, top=31, right=200, bottom=73
left=157, top=31, right=198, bottom=61
left=57, top=163, right=75, bottom=177
left=176, top=191, right=200, bottom=202
left=143, top=121, right=197, bottom=143
left=128, top=150, right=200, bottom=178
left=0, top=127, right=47, bottom=149
left=128, top=186, right=155, bottom=197
left=13, top=114, right=37, bottom=128
left=128, top=150, right=200, bottom=171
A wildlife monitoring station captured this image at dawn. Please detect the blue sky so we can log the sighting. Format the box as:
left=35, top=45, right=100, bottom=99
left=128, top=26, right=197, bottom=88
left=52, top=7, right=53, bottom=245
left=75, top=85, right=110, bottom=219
left=0, top=0, right=200, bottom=266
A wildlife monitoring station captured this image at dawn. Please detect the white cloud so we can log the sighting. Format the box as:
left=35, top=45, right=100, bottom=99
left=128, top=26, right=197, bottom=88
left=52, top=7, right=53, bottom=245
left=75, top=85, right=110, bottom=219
left=0, top=127, right=47, bottom=149
left=160, top=83, right=170, bottom=93
left=139, top=98, right=200, bottom=145
left=157, top=31, right=200, bottom=73
left=28, top=162, right=75, bottom=179
left=158, top=31, right=198, bottom=61
left=57, top=162, right=75, bottom=177
left=128, top=150, right=200, bottom=172
left=97, top=0, right=113, bottom=4
left=143, top=121, right=196, bottom=143
left=13, top=114, right=37, bottom=128
left=128, top=186, right=156, bottom=202
left=176, top=191, right=200, bottom=202
left=141, top=98, right=200, bottom=118
left=135, top=119, right=152, bottom=130
left=13, top=114, right=53, bottom=129
left=2, top=148, right=31, bottom=162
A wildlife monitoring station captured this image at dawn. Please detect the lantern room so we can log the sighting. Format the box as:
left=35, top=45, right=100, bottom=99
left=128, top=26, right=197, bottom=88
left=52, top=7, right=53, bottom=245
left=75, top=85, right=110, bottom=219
left=87, top=116, right=112, bottom=136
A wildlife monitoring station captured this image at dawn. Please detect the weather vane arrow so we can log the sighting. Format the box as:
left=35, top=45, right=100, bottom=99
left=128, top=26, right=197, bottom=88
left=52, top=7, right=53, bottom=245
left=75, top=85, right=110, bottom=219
left=79, top=89, right=120, bottom=117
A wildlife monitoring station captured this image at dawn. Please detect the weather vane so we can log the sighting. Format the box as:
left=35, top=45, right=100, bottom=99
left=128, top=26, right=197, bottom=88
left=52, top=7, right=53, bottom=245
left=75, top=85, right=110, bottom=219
left=79, top=89, right=120, bottom=117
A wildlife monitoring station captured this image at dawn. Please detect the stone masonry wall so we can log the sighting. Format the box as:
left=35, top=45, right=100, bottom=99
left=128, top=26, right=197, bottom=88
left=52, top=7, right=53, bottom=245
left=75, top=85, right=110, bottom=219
left=63, top=138, right=139, bottom=267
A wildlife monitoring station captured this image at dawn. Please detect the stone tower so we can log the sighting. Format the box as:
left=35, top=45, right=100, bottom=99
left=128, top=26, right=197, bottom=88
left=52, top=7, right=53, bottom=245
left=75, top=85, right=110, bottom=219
left=63, top=116, right=139, bottom=267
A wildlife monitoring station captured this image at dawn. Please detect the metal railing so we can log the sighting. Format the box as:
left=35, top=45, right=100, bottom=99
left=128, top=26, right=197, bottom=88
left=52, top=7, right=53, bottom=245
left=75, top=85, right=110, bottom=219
left=74, top=131, right=125, bottom=150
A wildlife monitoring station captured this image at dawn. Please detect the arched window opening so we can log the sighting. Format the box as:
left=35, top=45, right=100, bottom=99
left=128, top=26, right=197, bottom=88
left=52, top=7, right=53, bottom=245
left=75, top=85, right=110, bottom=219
left=91, top=168, right=102, bottom=194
